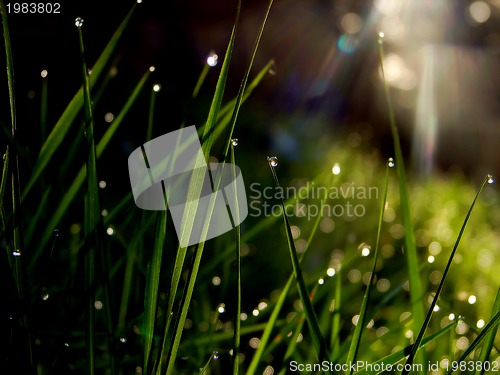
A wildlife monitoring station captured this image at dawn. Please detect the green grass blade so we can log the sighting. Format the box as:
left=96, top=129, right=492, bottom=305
left=353, top=322, right=457, bottom=375
left=220, top=0, right=274, bottom=164
left=231, top=142, right=242, bottom=375
left=331, top=268, right=342, bottom=360
left=346, top=163, right=390, bottom=371
left=22, top=4, right=137, bottom=199
left=378, top=35, right=426, bottom=369
left=246, top=176, right=329, bottom=375
left=77, top=19, right=100, bottom=375
left=267, top=160, right=330, bottom=365
left=29, top=70, right=151, bottom=269
left=403, top=175, right=492, bottom=373
left=143, top=211, right=167, bottom=374
left=449, top=310, right=500, bottom=375
left=477, top=286, right=500, bottom=375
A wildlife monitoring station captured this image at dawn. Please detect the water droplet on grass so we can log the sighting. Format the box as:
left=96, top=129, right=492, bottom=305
left=388, top=157, right=395, bottom=167
left=12, top=250, right=21, bottom=257
left=332, top=163, right=341, bottom=175
left=153, top=84, right=161, bottom=92
left=207, top=51, right=218, bottom=67
left=378, top=31, right=385, bottom=44
left=487, top=174, right=494, bottom=184
left=213, top=351, right=219, bottom=360
left=75, top=17, right=84, bottom=28
left=53, top=229, right=60, bottom=237
left=41, top=288, right=50, bottom=301
left=267, top=156, right=278, bottom=167
left=231, top=138, right=238, bottom=147
left=40, top=70, right=48, bottom=78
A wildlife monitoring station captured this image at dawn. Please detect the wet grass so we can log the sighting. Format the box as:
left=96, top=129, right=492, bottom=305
left=1, top=1, right=499, bottom=374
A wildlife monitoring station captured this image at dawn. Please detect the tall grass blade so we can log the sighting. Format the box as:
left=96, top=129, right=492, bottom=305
left=267, top=161, right=330, bottom=365
left=143, top=211, right=167, bottom=374
left=449, top=310, right=500, bottom=375
left=246, top=176, right=329, bottom=375
left=231, top=142, right=242, bottom=375
left=77, top=19, right=101, bottom=375
left=22, top=4, right=137, bottom=198
left=346, top=164, right=390, bottom=371
left=378, top=35, right=426, bottom=369
left=477, top=286, right=500, bottom=375
left=403, top=175, right=491, bottom=373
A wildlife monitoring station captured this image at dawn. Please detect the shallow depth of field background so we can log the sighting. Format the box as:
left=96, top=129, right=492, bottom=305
left=1, top=0, right=500, bottom=374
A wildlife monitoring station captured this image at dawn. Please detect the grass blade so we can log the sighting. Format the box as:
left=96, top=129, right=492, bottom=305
left=267, top=160, right=330, bottom=365
left=77, top=19, right=101, bottom=375
left=378, top=34, right=426, bottom=369
left=246, top=175, right=330, bottom=375
left=346, top=162, right=390, bottom=371
left=143, top=211, right=167, bottom=374
left=403, top=175, right=492, bottom=373
left=231, top=142, right=242, bottom=375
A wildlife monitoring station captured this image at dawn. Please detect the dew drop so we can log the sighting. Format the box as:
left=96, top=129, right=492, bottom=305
left=358, top=243, right=371, bottom=256
left=75, top=17, right=84, bottom=28
left=487, top=174, right=494, bottom=184
left=53, top=229, right=60, bottom=237
left=268, top=60, right=277, bottom=75
left=332, top=163, right=341, bottom=175
left=267, top=156, right=278, bottom=167
left=12, top=250, right=21, bottom=257
left=149, top=66, right=155, bottom=72
left=388, top=157, right=395, bottom=168
left=231, top=138, right=238, bottom=147
left=64, top=342, right=69, bottom=347
left=153, top=84, right=161, bottom=92
left=207, top=51, right=218, bottom=67
left=378, top=31, right=385, bottom=44
left=41, top=288, right=50, bottom=301
left=119, top=337, right=127, bottom=343
left=213, top=351, right=219, bottom=360
left=40, top=70, right=48, bottom=78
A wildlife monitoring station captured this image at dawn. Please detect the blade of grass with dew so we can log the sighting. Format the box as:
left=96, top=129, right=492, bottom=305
left=477, top=286, right=500, bottom=375
left=346, top=162, right=390, bottom=371
left=448, top=310, right=500, bottom=375
left=402, top=175, right=492, bottom=374
left=246, top=174, right=331, bottom=375
left=22, top=4, right=138, bottom=199
left=29, top=70, right=151, bottom=269
left=231, top=142, right=242, bottom=375
left=143, top=211, right=167, bottom=374
left=268, top=161, right=331, bottom=365
left=220, top=3, right=274, bottom=165
left=378, top=34, right=426, bottom=370
left=330, top=268, right=342, bottom=360
left=77, top=19, right=101, bottom=375
left=353, top=322, right=457, bottom=375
